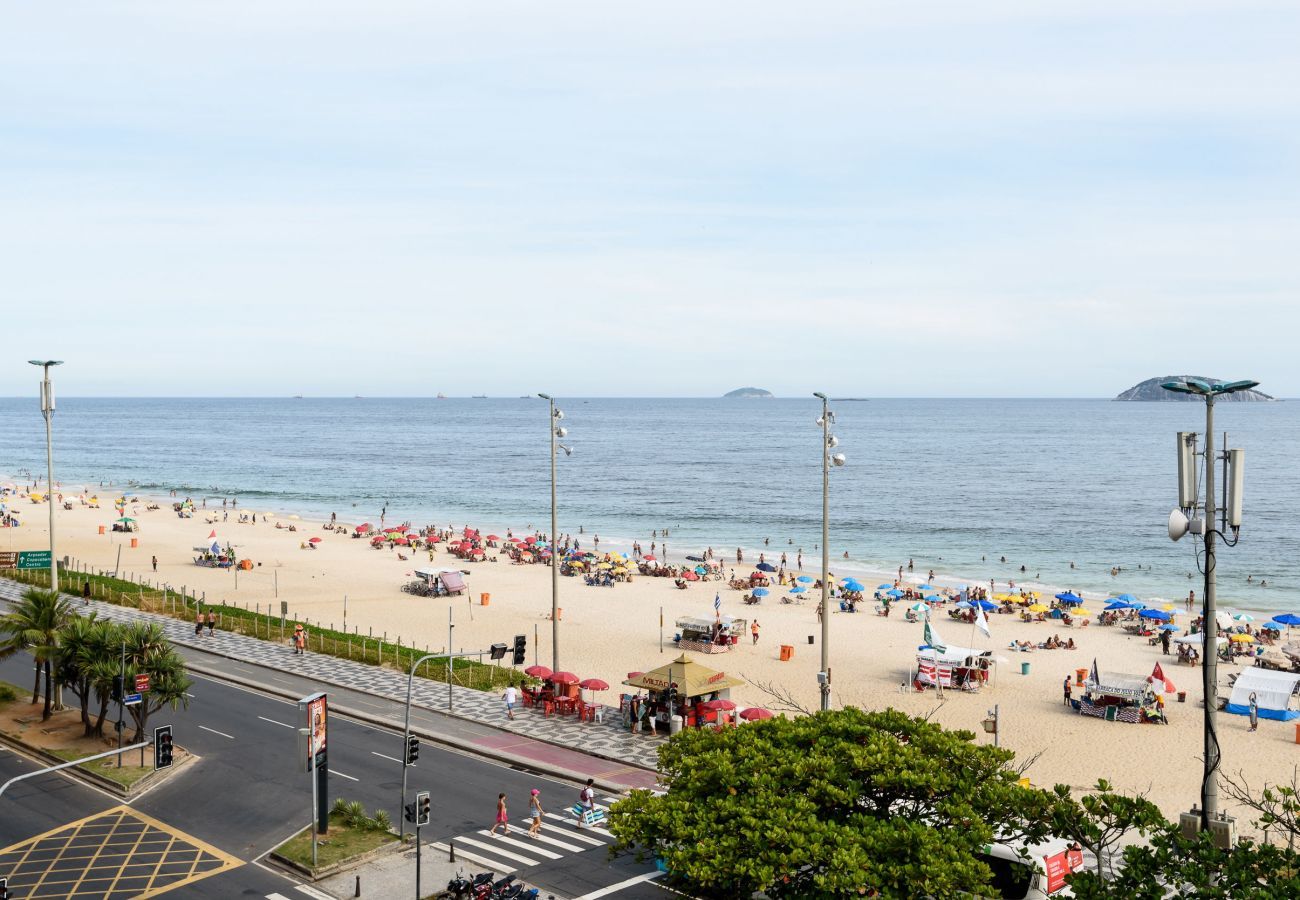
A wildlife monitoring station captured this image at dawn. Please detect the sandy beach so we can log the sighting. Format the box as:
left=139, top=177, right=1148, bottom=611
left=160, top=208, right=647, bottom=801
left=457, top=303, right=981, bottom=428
left=2, top=487, right=1296, bottom=827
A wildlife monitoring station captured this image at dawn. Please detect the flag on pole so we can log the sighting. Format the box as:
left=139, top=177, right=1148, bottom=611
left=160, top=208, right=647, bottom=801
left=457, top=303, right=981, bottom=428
left=923, top=618, right=947, bottom=652
left=975, top=605, right=990, bottom=638
left=714, top=592, right=721, bottom=613
left=208, top=530, right=217, bottom=539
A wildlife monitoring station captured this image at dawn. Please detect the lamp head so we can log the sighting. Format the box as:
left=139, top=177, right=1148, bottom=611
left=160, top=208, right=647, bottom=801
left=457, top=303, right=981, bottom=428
left=28, top=360, right=63, bottom=367
left=559, top=444, right=574, bottom=457
left=554, top=426, right=568, bottom=438
left=831, top=453, right=846, bottom=467
left=812, top=391, right=827, bottom=400
left=537, top=392, right=552, bottom=401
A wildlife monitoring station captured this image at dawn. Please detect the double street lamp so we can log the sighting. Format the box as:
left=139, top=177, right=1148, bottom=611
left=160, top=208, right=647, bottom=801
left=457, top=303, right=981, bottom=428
left=813, top=392, right=846, bottom=712
left=537, top=394, right=572, bottom=672
left=29, top=360, right=64, bottom=593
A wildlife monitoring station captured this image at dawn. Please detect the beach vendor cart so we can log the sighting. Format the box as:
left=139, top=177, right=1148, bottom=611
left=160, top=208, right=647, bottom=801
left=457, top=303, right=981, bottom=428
left=111, top=516, right=140, bottom=533
left=913, top=644, right=993, bottom=691
left=674, top=615, right=745, bottom=653
left=621, top=654, right=745, bottom=734
left=401, top=567, right=467, bottom=597
left=1074, top=660, right=1167, bottom=724
left=192, top=540, right=235, bottom=568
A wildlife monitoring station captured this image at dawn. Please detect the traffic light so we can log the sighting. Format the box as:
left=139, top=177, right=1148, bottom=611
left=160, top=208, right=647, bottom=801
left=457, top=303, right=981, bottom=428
left=154, top=725, right=173, bottom=770
left=405, top=734, right=419, bottom=765
left=416, top=790, right=431, bottom=826
left=512, top=634, right=527, bottom=665
left=111, top=674, right=123, bottom=703
left=403, top=801, right=417, bottom=824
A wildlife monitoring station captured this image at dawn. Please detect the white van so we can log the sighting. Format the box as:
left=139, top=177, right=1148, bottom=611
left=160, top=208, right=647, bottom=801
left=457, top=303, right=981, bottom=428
left=975, top=839, right=1084, bottom=899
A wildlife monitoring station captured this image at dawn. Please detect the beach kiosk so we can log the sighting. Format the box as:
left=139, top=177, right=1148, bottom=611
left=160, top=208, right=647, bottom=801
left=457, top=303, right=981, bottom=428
left=402, top=567, right=467, bottom=597
left=1075, top=662, right=1166, bottom=724
left=674, top=615, right=746, bottom=653
left=914, top=644, right=993, bottom=691
left=621, top=654, right=745, bottom=733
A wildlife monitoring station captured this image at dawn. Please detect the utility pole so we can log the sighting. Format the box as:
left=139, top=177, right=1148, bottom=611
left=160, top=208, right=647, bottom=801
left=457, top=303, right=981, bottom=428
left=29, top=360, right=63, bottom=593
left=813, top=392, right=845, bottom=711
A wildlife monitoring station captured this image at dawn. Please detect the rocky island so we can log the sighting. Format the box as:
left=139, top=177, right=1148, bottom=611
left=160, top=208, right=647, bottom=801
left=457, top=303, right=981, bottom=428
left=724, top=387, right=773, bottom=398
left=1115, top=377, right=1274, bottom=402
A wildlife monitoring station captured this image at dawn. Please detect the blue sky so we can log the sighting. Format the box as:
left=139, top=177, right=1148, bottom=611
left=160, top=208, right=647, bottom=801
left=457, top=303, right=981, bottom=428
left=3, top=1, right=1297, bottom=397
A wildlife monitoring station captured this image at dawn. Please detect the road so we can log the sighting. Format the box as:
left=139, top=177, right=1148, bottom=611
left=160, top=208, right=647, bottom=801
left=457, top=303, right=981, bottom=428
left=0, top=651, right=671, bottom=899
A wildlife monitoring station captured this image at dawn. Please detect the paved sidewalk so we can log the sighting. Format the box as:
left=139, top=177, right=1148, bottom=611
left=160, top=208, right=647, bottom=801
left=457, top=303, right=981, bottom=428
left=0, top=579, right=663, bottom=777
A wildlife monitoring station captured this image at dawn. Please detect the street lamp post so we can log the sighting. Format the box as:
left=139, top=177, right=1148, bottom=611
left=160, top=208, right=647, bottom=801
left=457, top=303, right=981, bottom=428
left=537, top=394, right=571, bottom=672
left=1162, top=377, right=1256, bottom=834
left=29, top=360, right=64, bottom=593
left=813, top=392, right=845, bottom=712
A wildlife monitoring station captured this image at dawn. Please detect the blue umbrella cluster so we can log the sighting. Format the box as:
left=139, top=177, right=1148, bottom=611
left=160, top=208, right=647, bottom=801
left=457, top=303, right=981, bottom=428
left=1139, top=608, right=1172, bottom=622
left=752, top=587, right=770, bottom=597
left=1272, top=613, right=1300, bottom=626
left=1055, top=592, right=1083, bottom=605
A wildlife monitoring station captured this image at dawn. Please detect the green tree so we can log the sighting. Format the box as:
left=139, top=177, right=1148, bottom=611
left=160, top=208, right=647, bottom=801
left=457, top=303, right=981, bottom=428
left=1067, top=825, right=1300, bottom=898
left=55, top=614, right=114, bottom=736
left=0, top=588, right=77, bottom=719
left=1048, top=779, right=1165, bottom=879
left=607, top=707, right=1056, bottom=898
left=120, top=622, right=191, bottom=741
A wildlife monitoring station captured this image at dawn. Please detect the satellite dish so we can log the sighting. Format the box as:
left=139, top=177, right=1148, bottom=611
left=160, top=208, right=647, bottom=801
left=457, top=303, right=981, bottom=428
left=1168, top=509, right=1190, bottom=542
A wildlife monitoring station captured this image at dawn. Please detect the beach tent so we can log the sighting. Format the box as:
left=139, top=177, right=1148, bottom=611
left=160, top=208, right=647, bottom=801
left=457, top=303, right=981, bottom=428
left=1226, top=668, right=1300, bottom=721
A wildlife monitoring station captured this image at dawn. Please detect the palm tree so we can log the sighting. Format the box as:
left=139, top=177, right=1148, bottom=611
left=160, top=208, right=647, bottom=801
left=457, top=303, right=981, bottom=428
left=0, top=588, right=77, bottom=719
left=121, top=621, right=191, bottom=741
left=56, top=616, right=121, bottom=737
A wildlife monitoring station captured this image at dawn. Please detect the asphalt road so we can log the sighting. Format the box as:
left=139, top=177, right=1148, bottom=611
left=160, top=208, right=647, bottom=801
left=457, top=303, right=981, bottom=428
left=0, top=652, right=670, bottom=899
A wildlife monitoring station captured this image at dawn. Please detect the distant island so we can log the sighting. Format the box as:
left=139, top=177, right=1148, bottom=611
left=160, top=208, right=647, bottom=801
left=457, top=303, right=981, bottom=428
left=1115, top=377, right=1275, bottom=402
left=724, top=387, right=773, bottom=398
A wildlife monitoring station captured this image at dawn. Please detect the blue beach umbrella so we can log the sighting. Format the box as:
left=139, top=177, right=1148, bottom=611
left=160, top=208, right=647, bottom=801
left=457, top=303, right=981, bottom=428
left=1055, top=592, right=1083, bottom=605
left=842, top=582, right=864, bottom=592
left=756, top=562, right=777, bottom=572
left=976, top=599, right=999, bottom=612
left=1115, top=593, right=1138, bottom=604
left=886, top=589, right=904, bottom=598
left=797, top=575, right=814, bottom=583
left=790, top=586, right=806, bottom=594
left=1271, top=613, right=1300, bottom=626
left=877, top=583, right=893, bottom=590
left=1104, top=601, right=1130, bottom=611
left=695, top=565, right=708, bottom=575
left=752, top=587, right=770, bottom=597
left=1139, top=608, right=1172, bottom=622
left=956, top=600, right=973, bottom=610
left=1159, top=624, right=1180, bottom=632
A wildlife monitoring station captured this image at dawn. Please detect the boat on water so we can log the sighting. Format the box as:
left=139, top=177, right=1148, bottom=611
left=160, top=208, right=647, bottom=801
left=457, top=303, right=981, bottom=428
left=472, top=395, right=488, bottom=399
left=436, top=393, right=447, bottom=399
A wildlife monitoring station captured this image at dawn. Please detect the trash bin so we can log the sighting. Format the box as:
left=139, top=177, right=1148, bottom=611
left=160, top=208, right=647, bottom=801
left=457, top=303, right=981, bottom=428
left=130, top=538, right=138, bottom=549
left=98, top=525, right=105, bottom=535
left=779, top=644, right=794, bottom=661
left=1295, top=723, right=1300, bottom=745
left=669, top=715, right=683, bottom=736
left=1178, top=691, right=1187, bottom=703
left=1075, top=667, right=1087, bottom=686
left=480, top=593, right=490, bottom=606
left=1021, top=661, right=1031, bottom=676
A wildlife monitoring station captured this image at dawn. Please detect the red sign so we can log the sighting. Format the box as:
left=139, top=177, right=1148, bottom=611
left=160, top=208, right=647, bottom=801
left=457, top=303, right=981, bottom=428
left=134, top=674, right=151, bottom=693
left=1043, top=848, right=1083, bottom=894
left=707, top=671, right=727, bottom=684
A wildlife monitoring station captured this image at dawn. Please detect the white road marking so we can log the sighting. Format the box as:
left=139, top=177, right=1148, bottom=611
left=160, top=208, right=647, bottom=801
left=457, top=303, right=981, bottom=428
left=295, top=886, right=337, bottom=900
left=198, top=725, right=235, bottom=739
left=266, top=894, right=294, bottom=900
left=257, top=716, right=294, bottom=728
left=332, top=770, right=359, bottom=782
left=474, top=829, right=562, bottom=859
left=571, top=871, right=665, bottom=898
left=428, top=841, right=512, bottom=873
left=371, top=751, right=404, bottom=764
left=453, top=835, right=542, bottom=866
left=523, top=829, right=587, bottom=853
left=542, top=813, right=614, bottom=842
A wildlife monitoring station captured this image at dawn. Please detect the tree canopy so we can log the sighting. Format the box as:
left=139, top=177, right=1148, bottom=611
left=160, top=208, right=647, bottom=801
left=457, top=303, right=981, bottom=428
left=608, top=707, right=1057, bottom=898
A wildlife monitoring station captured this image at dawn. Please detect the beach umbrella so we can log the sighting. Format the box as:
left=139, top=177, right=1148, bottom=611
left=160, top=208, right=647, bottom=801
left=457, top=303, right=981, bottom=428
left=797, top=575, right=814, bottom=584
left=1027, top=603, right=1048, bottom=613
left=976, top=599, right=999, bottom=611
left=568, top=560, right=585, bottom=569
left=642, top=554, right=656, bottom=561
left=1232, top=613, right=1254, bottom=622
left=886, top=589, right=904, bottom=598
left=683, top=571, right=699, bottom=581
left=753, top=587, right=770, bottom=597
left=956, top=600, right=973, bottom=610
left=579, top=678, right=610, bottom=691
left=1271, top=613, right=1300, bottom=626
left=1230, top=633, right=1256, bottom=643
left=908, top=602, right=927, bottom=612
left=695, top=565, right=708, bottom=575
left=1158, top=624, right=1180, bottom=631
left=756, top=562, right=777, bottom=572
left=1139, top=608, right=1172, bottom=622
left=740, top=707, right=773, bottom=721
left=393, top=537, right=409, bottom=546
left=877, top=583, right=893, bottom=590
left=308, top=536, right=322, bottom=544
left=701, top=698, right=737, bottom=711
left=790, top=586, right=806, bottom=594
left=1071, top=608, right=1093, bottom=617
left=485, top=534, right=500, bottom=541
left=1104, top=601, right=1130, bottom=611
left=597, top=562, right=612, bottom=569
left=524, top=665, right=552, bottom=678
left=1114, top=593, right=1138, bottom=603
left=549, top=671, right=579, bottom=685
left=1055, top=592, right=1083, bottom=605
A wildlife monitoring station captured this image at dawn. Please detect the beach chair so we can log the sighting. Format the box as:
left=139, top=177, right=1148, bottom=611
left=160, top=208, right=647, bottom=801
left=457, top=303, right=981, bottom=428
left=570, top=804, right=607, bottom=827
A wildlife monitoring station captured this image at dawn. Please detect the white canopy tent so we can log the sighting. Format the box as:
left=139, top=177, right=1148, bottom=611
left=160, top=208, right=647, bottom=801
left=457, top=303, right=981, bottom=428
left=1226, top=668, right=1300, bottom=721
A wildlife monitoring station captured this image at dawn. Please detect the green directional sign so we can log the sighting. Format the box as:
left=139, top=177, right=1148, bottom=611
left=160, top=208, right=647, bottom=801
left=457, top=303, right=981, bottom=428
left=17, top=550, right=52, bottom=570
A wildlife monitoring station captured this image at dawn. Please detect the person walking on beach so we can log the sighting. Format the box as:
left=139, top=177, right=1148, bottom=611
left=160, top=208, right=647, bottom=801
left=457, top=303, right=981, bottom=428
left=1187, top=590, right=1195, bottom=611
left=206, top=611, right=216, bottom=636
left=151, top=555, right=158, bottom=573
left=751, top=620, right=760, bottom=645
left=1160, top=629, right=1171, bottom=655
left=1063, top=676, right=1072, bottom=706
left=528, top=789, right=543, bottom=837
left=503, top=684, right=518, bottom=720
left=490, top=793, right=509, bottom=835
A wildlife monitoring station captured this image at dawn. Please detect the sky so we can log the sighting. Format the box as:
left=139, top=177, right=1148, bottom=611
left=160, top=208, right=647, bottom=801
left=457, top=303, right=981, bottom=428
left=2, top=1, right=1298, bottom=398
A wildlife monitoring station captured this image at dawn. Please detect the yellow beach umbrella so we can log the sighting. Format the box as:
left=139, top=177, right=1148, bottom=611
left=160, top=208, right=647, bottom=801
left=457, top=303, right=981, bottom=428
left=568, top=561, right=585, bottom=569
left=1072, top=608, right=1092, bottom=617
left=1027, top=603, right=1048, bottom=613
left=1230, top=633, right=1256, bottom=643
left=597, top=562, right=612, bottom=570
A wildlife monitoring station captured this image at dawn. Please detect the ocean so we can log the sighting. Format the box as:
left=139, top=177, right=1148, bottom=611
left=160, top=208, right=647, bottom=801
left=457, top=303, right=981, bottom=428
left=1, top=397, right=1296, bottom=612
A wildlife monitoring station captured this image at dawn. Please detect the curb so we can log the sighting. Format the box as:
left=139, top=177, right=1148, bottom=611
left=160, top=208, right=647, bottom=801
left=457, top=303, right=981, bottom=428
left=0, top=728, right=198, bottom=799
left=185, top=662, right=647, bottom=797
left=268, top=827, right=405, bottom=881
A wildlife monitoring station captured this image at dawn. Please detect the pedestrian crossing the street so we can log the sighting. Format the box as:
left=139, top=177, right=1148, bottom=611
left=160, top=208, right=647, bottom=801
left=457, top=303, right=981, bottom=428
left=431, top=798, right=620, bottom=874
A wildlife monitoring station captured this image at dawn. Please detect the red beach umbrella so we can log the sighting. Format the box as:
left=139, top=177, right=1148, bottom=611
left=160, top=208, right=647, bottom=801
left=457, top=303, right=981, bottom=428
left=356, top=524, right=372, bottom=534
left=642, top=555, right=656, bottom=561
left=682, top=570, right=699, bottom=581
left=740, top=707, right=773, bottom=721
left=308, top=536, right=322, bottom=544
left=393, top=537, right=409, bottom=545
left=524, top=665, right=552, bottom=678
left=549, top=671, right=579, bottom=685
left=579, top=678, right=610, bottom=691
left=523, top=536, right=537, bottom=544
left=701, top=699, right=736, bottom=711
left=486, top=534, right=501, bottom=541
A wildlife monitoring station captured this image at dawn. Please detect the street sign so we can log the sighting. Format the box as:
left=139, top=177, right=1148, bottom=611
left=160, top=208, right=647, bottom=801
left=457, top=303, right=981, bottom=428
left=0, top=552, right=16, bottom=570
left=17, top=550, right=51, bottom=570
left=134, top=674, right=151, bottom=693
left=123, top=693, right=142, bottom=706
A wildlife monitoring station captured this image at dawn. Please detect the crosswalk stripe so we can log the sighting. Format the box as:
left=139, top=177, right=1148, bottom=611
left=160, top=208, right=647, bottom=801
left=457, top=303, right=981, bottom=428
left=525, top=830, right=588, bottom=853
left=429, top=841, right=514, bottom=873
left=296, top=887, right=336, bottom=900
left=266, top=894, right=293, bottom=900
left=454, top=835, right=543, bottom=867
left=542, top=813, right=615, bottom=842
left=475, top=830, right=562, bottom=859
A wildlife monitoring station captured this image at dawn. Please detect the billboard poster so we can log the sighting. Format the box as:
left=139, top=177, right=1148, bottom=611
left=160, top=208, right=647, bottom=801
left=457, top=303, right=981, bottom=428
left=299, top=692, right=328, bottom=770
